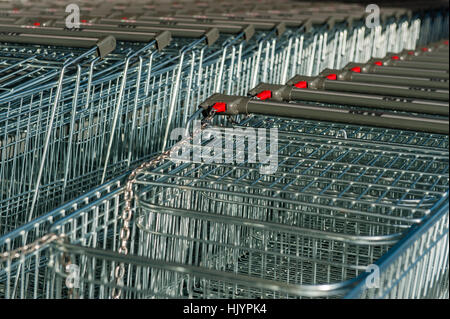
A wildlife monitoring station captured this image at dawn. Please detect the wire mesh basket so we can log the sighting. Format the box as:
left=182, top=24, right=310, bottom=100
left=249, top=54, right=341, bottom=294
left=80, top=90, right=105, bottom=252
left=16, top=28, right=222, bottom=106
left=1, top=113, right=448, bottom=299
left=6, top=113, right=443, bottom=299
left=0, top=20, right=301, bottom=235
left=1, top=1, right=444, bottom=235
left=45, top=240, right=357, bottom=299
left=346, top=199, right=449, bottom=299
left=0, top=0, right=448, bottom=300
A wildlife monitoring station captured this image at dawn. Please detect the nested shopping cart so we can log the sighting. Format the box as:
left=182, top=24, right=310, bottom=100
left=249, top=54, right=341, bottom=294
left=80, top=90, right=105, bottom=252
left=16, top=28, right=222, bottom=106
left=0, top=26, right=177, bottom=235
left=0, top=0, right=448, bottom=300
left=0, top=14, right=306, bottom=235
left=0, top=8, right=384, bottom=236
left=1, top=1, right=441, bottom=229
left=1, top=113, right=448, bottom=299
left=44, top=117, right=450, bottom=298
left=247, top=48, right=450, bottom=121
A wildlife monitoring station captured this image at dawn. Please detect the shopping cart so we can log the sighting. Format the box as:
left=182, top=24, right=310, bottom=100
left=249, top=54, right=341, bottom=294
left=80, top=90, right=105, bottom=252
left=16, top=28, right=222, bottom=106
left=0, top=0, right=448, bottom=300
left=46, top=116, right=450, bottom=298
left=44, top=196, right=448, bottom=299
left=0, top=9, right=374, bottom=235
left=346, top=198, right=449, bottom=299
left=1, top=112, right=448, bottom=299
left=0, top=173, right=127, bottom=299
left=0, top=10, right=293, bottom=223
left=0, top=26, right=176, bottom=235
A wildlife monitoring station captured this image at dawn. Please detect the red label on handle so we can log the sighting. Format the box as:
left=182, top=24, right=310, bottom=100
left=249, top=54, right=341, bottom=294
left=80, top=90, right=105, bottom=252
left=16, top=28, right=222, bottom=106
left=350, top=67, right=361, bottom=73
left=374, top=61, right=383, bottom=66
left=212, top=102, right=226, bottom=113
left=256, top=90, right=272, bottom=100
left=391, top=56, right=400, bottom=60
left=294, top=81, right=308, bottom=88
left=326, top=74, right=337, bottom=80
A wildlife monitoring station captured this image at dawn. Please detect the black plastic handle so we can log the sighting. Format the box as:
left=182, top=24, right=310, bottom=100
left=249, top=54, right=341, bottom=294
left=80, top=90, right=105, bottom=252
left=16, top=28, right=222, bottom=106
left=0, top=33, right=115, bottom=58
left=0, top=24, right=156, bottom=43
left=199, top=94, right=449, bottom=135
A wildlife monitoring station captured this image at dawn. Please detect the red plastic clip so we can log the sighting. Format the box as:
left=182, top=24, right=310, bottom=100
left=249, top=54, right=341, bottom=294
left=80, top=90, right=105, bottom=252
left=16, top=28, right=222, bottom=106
left=325, top=74, right=337, bottom=80
left=444, top=40, right=449, bottom=45
left=350, top=66, right=361, bottom=73
left=256, top=90, right=272, bottom=100
left=121, top=17, right=128, bottom=20
left=33, top=22, right=41, bottom=26
left=421, top=47, right=429, bottom=52
left=408, top=51, right=415, bottom=55
left=212, top=102, right=226, bottom=113
left=374, top=61, right=383, bottom=66
left=294, top=81, right=308, bottom=88
left=81, top=19, right=87, bottom=23
left=391, top=56, right=400, bottom=60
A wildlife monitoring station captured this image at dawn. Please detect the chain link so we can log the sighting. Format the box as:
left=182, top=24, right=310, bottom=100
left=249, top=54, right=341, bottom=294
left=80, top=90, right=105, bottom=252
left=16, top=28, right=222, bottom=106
left=112, top=109, right=216, bottom=299
left=0, top=233, right=65, bottom=262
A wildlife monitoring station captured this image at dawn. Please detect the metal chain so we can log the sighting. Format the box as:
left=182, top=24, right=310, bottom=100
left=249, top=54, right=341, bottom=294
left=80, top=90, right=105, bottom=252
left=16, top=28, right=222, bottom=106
left=111, top=109, right=216, bottom=299
left=0, top=233, right=65, bottom=262
left=61, top=244, right=77, bottom=299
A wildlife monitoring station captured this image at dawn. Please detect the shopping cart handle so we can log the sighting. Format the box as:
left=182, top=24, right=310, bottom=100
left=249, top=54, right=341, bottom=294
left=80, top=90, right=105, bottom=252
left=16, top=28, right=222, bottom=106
left=276, top=75, right=450, bottom=116
left=0, top=34, right=115, bottom=58
left=248, top=83, right=293, bottom=101
left=199, top=93, right=449, bottom=134
left=0, top=23, right=158, bottom=43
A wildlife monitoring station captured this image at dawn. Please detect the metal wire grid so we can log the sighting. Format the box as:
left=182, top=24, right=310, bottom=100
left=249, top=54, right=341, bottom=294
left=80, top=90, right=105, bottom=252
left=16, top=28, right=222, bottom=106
left=358, top=16, right=421, bottom=60
left=0, top=10, right=400, bottom=235
left=43, top=119, right=449, bottom=299
left=1, top=115, right=448, bottom=299
left=0, top=25, right=306, bottom=262
left=0, top=39, right=171, bottom=233
left=317, top=10, right=440, bottom=71
left=44, top=201, right=449, bottom=299
left=2, top=8, right=440, bottom=233
left=0, top=174, right=126, bottom=299
left=0, top=4, right=444, bottom=300
left=0, top=25, right=303, bottom=235
left=345, top=198, right=448, bottom=299
left=290, top=22, right=370, bottom=78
